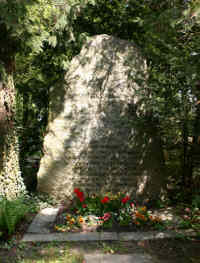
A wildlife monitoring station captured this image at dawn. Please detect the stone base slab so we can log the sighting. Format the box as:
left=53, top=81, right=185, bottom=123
left=22, top=207, right=198, bottom=242
left=84, top=253, right=153, bottom=263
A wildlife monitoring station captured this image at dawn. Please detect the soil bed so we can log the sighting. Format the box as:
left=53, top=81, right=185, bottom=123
left=50, top=205, right=177, bottom=234
left=52, top=211, right=159, bottom=233
left=144, top=238, right=200, bottom=263
left=50, top=202, right=200, bottom=234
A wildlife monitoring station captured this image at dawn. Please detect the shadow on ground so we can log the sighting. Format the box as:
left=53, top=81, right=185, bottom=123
left=0, top=238, right=200, bottom=263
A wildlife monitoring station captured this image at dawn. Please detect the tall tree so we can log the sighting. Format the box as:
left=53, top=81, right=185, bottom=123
left=0, top=0, right=56, bottom=199
left=0, top=0, right=92, bottom=197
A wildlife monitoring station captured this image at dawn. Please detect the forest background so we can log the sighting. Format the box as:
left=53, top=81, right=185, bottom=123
left=0, top=0, right=200, bottom=206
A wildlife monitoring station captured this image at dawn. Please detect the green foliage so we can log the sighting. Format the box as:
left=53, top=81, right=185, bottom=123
left=23, top=193, right=57, bottom=212
left=73, top=190, right=125, bottom=217
left=192, top=194, right=200, bottom=209
left=12, top=1, right=88, bottom=191
left=1, top=0, right=200, bottom=198
left=54, top=189, right=165, bottom=232
left=118, top=204, right=133, bottom=227
left=0, top=196, right=29, bottom=235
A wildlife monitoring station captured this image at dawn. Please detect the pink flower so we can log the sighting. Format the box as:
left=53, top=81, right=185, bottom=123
left=121, top=196, right=130, bottom=204
left=101, top=196, right=110, bottom=204
left=185, top=207, right=191, bottom=213
left=101, top=213, right=111, bottom=221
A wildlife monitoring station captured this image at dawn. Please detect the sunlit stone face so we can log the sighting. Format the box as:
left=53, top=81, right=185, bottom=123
left=37, top=35, right=165, bottom=201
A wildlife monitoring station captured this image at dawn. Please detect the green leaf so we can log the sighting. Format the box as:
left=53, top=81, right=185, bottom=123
left=48, top=35, right=57, bottom=47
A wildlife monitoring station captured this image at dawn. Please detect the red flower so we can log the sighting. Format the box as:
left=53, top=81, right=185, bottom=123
left=74, top=188, right=80, bottom=194
left=77, top=191, right=84, bottom=198
left=82, top=204, right=87, bottom=208
left=78, top=196, right=84, bottom=202
left=74, top=188, right=84, bottom=202
left=101, top=196, right=110, bottom=204
left=121, top=196, right=130, bottom=204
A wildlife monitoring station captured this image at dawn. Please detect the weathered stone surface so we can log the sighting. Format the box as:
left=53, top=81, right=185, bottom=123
left=100, top=232, right=118, bottom=241
left=22, top=229, right=198, bottom=242
left=27, top=207, right=59, bottom=234
left=22, top=232, right=100, bottom=242
left=84, top=253, right=153, bottom=263
left=37, top=34, right=166, bottom=201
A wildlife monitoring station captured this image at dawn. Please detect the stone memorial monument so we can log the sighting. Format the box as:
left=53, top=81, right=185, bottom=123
left=37, top=35, right=166, bottom=201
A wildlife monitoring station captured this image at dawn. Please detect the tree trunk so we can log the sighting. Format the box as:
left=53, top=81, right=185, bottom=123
left=189, top=81, right=200, bottom=194
left=0, top=66, right=26, bottom=199
left=190, top=102, right=200, bottom=194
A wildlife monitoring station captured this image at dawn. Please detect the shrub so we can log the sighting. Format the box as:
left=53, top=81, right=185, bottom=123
left=54, top=189, right=164, bottom=232
left=0, top=196, right=29, bottom=235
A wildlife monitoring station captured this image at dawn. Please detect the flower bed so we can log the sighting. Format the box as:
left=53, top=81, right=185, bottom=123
left=53, top=189, right=164, bottom=233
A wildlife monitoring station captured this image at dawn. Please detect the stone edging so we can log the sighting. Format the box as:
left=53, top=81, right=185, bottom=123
left=22, top=207, right=198, bottom=242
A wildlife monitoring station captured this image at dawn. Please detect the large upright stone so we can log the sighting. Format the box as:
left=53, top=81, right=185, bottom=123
left=37, top=35, right=165, bottom=201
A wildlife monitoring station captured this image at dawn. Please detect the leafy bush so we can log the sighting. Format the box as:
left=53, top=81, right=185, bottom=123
left=0, top=196, right=29, bottom=235
left=54, top=189, right=164, bottom=232
left=192, top=194, right=200, bottom=209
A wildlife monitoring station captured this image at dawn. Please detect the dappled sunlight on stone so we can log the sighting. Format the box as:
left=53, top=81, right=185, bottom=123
left=149, top=207, right=181, bottom=225
left=137, top=175, right=148, bottom=195
left=37, top=34, right=166, bottom=201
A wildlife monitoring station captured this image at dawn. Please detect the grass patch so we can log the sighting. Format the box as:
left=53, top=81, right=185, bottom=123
left=0, top=241, right=84, bottom=263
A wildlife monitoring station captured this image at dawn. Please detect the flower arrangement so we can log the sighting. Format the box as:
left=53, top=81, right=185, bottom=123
left=54, top=189, right=164, bottom=232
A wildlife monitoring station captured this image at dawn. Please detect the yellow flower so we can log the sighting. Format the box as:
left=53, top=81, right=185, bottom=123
left=78, top=216, right=84, bottom=224
left=135, top=211, right=147, bottom=221
left=68, top=218, right=75, bottom=225
left=135, top=211, right=140, bottom=217
left=55, top=225, right=66, bottom=232
left=136, top=212, right=142, bottom=218
left=66, top=214, right=71, bottom=221
left=141, top=206, right=147, bottom=212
